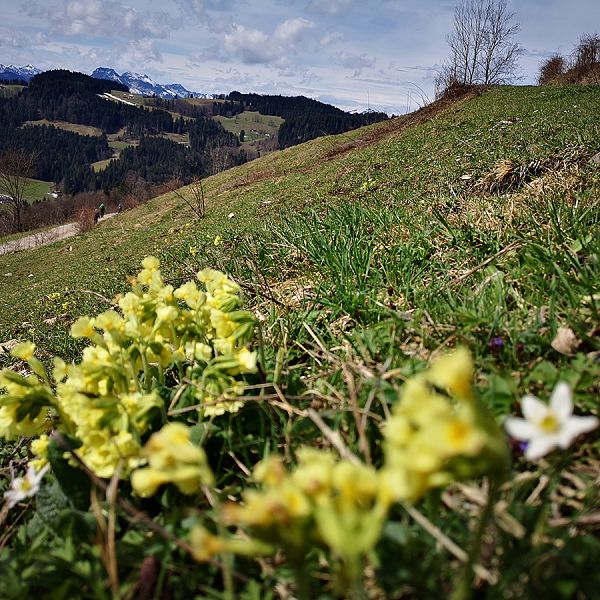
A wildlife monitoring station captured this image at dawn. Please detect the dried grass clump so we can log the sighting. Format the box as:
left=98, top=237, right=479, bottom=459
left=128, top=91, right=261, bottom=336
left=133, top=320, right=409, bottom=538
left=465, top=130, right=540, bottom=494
left=476, top=146, right=590, bottom=194
left=77, top=207, right=96, bottom=232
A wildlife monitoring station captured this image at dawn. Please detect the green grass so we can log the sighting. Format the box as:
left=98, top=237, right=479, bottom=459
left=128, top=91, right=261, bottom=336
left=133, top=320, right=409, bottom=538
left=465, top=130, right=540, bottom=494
left=0, top=84, right=24, bottom=98
left=22, top=120, right=103, bottom=137
left=1, top=85, right=600, bottom=598
left=23, top=177, right=53, bottom=202
left=215, top=110, right=284, bottom=142
left=91, top=158, right=115, bottom=172
left=2, top=85, right=599, bottom=351
left=107, top=140, right=137, bottom=151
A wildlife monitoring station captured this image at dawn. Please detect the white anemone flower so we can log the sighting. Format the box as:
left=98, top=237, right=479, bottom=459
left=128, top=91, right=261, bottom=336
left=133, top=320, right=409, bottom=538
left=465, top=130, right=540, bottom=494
left=505, top=382, right=599, bottom=460
left=4, top=464, right=50, bottom=508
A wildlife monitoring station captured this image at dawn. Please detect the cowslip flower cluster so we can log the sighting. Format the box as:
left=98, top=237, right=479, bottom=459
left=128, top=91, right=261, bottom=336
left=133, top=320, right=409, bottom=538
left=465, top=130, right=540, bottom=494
left=0, top=257, right=257, bottom=479
left=213, top=349, right=509, bottom=582
left=505, top=382, right=599, bottom=460
left=382, top=348, right=508, bottom=502
left=224, top=448, right=391, bottom=567
left=131, top=423, right=213, bottom=497
left=0, top=342, right=54, bottom=439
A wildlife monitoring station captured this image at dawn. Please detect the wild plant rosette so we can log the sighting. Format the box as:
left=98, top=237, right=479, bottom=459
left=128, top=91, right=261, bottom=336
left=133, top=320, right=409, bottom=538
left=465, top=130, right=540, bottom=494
left=0, top=256, right=257, bottom=479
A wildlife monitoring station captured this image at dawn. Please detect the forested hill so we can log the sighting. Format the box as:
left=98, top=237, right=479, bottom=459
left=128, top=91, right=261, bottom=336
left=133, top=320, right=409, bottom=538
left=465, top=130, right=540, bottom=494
left=0, top=70, right=242, bottom=194
left=228, top=91, right=389, bottom=148
left=0, top=69, right=388, bottom=199
left=0, top=70, right=181, bottom=135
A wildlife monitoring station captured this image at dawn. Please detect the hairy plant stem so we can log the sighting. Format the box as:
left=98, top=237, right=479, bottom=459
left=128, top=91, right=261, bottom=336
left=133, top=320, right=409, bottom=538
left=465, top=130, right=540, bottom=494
left=451, top=478, right=500, bottom=600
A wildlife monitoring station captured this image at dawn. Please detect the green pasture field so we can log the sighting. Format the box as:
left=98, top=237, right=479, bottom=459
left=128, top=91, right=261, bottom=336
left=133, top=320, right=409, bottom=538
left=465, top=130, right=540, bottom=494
left=0, top=84, right=24, bottom=98
left=22, top=177, right=53, bottom=202
left=215, top=110, right=284, bottom=142
left=22, top=120, right=103, bottom=137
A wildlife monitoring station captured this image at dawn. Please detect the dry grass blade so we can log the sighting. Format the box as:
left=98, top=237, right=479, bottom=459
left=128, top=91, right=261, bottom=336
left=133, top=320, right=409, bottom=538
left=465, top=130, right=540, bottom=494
left=403, top=504, right=498, bottom=585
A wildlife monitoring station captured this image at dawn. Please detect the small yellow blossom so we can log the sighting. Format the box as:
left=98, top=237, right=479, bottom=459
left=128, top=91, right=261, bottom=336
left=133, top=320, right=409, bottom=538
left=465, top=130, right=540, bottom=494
left=131, top=423, right=213, bottom=497
left=11, top=341, right=36, bottom=361
left=71, top=316, right=96, bottom=339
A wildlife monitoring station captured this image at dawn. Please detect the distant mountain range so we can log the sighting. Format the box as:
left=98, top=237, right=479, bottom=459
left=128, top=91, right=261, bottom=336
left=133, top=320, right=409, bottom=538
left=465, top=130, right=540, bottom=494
left=0, top=64, right=43, bottom=82
left=91, top=68, right=209, bottom=99
left=0, top=64, right=208, bottom=99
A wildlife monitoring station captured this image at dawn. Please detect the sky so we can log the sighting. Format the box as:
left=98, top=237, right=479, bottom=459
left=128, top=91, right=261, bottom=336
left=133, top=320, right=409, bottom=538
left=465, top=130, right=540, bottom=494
left=1, top=0, right=599, bottom=114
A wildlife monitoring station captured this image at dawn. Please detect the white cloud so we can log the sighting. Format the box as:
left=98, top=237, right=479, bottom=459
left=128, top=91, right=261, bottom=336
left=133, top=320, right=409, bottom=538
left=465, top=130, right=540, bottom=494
left=24, top=0, right=179, bottom=40
left=335, top=51, right=375, bottom=71
left=174, top=0, right=240, bottom=17
left=274, top=18, right=315, bottom=44
left=320, top=31, right=344, bottom=46
left=219, top=18, right=316, bottom=66
left=306, top=0, right=355, bottom=16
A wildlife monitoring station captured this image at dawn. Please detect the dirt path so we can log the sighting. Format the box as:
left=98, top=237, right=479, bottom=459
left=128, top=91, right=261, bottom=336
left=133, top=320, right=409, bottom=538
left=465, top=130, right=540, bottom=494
left=0, top=213, right=116, bottom=256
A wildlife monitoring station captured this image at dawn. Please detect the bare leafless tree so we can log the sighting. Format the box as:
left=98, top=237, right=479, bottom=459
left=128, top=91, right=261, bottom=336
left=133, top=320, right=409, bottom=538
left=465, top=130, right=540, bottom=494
left=164, top=177, right=206, bottom=219
left=437, top=0, right=522, bottom=94
left=0, top=149, right=37, bottom=232
left=573, top=33, right=600, bottom=70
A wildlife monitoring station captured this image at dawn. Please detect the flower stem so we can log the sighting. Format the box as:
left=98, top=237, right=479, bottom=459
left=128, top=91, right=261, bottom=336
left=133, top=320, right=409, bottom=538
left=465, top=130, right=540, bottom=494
left=451, top=479, right=499, bottom=600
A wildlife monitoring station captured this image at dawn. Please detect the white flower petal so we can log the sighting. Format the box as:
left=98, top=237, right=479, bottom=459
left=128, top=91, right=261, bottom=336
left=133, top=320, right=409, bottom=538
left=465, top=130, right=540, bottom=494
left=521, top=394, right=549, bottom=422
left=557, top=416, right=599, bottom=448
left=524, top=435, right=558, bottom=460
left=550, top=382, right=573, bottom=421
left=504, top=417, right=537, bottom=440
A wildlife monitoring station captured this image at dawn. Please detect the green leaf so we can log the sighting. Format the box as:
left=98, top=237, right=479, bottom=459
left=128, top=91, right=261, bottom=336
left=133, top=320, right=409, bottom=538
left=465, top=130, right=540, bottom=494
left=47, top=437, right=92, bottom=511
left=36, top=480, right=70, bottom=531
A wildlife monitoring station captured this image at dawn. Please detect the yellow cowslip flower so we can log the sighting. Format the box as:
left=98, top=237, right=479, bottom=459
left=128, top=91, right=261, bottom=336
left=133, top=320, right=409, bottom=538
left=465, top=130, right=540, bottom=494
left=12, top=341, right=35, bottom=361
left=30, top=433, right=49, bottom=470
left=53, top=357, right=68, bottom=382
left=118, top=292, right=141, bottom=316
left=212, top=337, right=236, bottom=356
left=189, top=526, right=226, bottom=562
left=202, top=397, right=244, bottom=417
left=174, top=281, right=205, bottom=309
left=155, top=305, right=178, bottom=324
left=291, top=448, right=336, bottom=499
left=198, top=268, right=240, bottom=297
left=71, top=316, right=96, bottom=339
left=189, top=526, right=273, bottom=562
left=131, top=423, right=213, bottom=497
left=189, top=245, right=198, bottom=256
left=185, top=341, right=213, bottom=362
left=228, top=484, right=311, bottom=528
left=383, top=349, right=509, bottom=502
left=253, top=455, right=286, bottom=488
left=427, top=347, right=473, bottom=400
left=130, top=468, right=171, bottom=497
left=332, top=460, right=380, bottom=506
left=213, top=235, right=223, bottom=246
left=210, top=311, right=236, bottom=339
left=431, top=405, right=486, bottom=459
left=95, top=310, right=125, bottom=335
left=77, top=430, right=142, bottom=478
left=236, top=348, right=257, bottom=372
left=141, top=256, right=160, bottom=271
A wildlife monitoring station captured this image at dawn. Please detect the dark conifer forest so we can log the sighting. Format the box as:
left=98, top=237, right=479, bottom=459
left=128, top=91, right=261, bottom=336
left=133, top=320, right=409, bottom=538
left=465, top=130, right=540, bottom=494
left=0, top=69, right=388, bottom=196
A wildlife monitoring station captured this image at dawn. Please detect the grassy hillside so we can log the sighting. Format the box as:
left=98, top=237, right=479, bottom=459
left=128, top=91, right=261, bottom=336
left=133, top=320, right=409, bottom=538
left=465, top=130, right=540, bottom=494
left=23, top=119, right=104, bottom=137
left=1, top=85, right=600, bottom=598
left=2, top=85, right=598, bottom=339
left=216, top=110, right=283, bottom=140
left=0, top=83, right=24, bottom=98
left=22, top=177, right=54, bottom=202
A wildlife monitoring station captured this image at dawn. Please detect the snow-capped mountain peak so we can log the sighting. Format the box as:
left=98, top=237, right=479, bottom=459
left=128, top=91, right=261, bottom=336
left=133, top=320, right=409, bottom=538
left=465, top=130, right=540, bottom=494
left=0, top=64, right=42, bottom=82
left=91, top=67, right=207, bottom=99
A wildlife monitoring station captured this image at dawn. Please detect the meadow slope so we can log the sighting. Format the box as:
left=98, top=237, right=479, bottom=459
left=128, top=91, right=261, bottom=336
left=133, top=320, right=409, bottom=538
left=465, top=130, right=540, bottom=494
left=1, top=84, right=600, bottom=598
